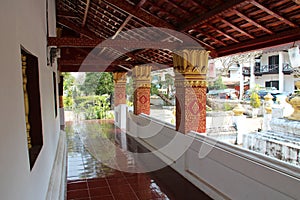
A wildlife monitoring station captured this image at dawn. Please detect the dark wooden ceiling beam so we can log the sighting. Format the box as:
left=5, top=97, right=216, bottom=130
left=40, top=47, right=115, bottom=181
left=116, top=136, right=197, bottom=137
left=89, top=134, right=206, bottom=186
left=234, top=10, right=273, bottom=34
left=195, top=29, right=227, bottom=46
left=219, top=17, right=255, bottom=39
left=112, top=16, right=132, bottom=39
left=189, top=0, right=208, bottom=11
left=180, top=0, right=251, bottom=31
left=58, top=65, right=125, bottom=72
left=217, top=27, right=300, bottom=56
left=205, top=23, right=239, bottom=43
left=57, top=11, right=78, bottom=19
left=57, top=18, right=99, bottom=39
left=48, top=37, right=182, bottom=49
left=111, top=0, right=146, bottom=39
left=143, top=1, right=181, bottom=23
left=59, top=58, right=135, bottom=66
left=162, top=0, right=191, bottom=16
left=251, top=0, right=298, bottom=28
left=102, top=0, right=175, bottom=29
left=292, top=0, right=300, bottom=5
left=82, top=0, right=90, bottom=27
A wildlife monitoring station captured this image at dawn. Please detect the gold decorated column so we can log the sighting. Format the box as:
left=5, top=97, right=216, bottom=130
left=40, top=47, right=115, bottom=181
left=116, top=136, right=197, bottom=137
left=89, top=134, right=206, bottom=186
left=173, top=49, right=210, bottom=134
left=132, top=65, right=151, bottom=115
left=58, top=75, right=64, bottom=108
left=21, top=55, right=32, bottom=149
left=113, top=72, right=127, bottom=106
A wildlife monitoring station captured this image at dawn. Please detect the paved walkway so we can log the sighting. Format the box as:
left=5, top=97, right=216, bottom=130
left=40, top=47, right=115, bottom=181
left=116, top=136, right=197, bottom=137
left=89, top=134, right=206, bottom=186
left=66, top=120, right=211, bottom=200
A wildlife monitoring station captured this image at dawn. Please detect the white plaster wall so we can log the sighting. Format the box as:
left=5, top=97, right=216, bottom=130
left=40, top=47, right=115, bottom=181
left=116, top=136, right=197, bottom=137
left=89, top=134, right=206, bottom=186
left=282, top=52, right=290, bottom=64
left=255, top=74, right=279, bottom=87
left=261, top=52, right=280, bottom=65
left=255, top=74, right=295, bottom=93
left=284, top=75, right=296, bottom=93
left=0, top=0, right=60, bottom=199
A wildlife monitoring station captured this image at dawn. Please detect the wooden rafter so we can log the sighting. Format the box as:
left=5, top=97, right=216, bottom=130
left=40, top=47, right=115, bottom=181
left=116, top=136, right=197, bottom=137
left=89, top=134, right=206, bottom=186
left=57, top=11, right=78, bottom=19
left=102, top=0, right=175, bottom=29
left=112, top=0, right=146, bottom=39
left=162, top=0, right=191, bottom=16
left=58, top=65, right=126, bottom=72
left=112, top=16, right=132, bottom=39
left=144, top=1, right=181, bottom=23
left=82, top=0, right=90, bottom=27
left=219, top=17, right=255, bottom=39
left=205, top=23, right=239, bottom=43
left=217, top=27, right=300, bottom=56
left=251, top=0, right=298, bottom=28
left=234, top=10, right=273, bottom=34
left=180, top=0, right=250, bottom=31
left=57, top=18, right=99, bottom=39
left=194, top=29, right=227, bottom=46
left=59, top=58, right=135, bottom=66
left=48, top=37, right=182, bottom=49
left=184, top=34, right=216, bottom=55
left=188, top=0, right=208, bottom=12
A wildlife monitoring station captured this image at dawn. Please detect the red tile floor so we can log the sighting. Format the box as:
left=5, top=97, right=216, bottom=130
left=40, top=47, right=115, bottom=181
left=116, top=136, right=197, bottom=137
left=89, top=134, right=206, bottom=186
left=66, top=120, right=211, bottom=200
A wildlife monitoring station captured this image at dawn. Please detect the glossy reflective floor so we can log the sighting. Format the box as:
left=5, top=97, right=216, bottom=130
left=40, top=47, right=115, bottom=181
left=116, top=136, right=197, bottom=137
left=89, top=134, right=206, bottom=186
left=66, top=120, right=211, bottom=200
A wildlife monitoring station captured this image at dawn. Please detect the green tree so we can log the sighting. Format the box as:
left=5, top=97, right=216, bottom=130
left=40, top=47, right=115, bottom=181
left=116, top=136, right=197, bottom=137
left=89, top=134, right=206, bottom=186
left=79, top=72, right=114, bottom=96
left=62, top=72, right=75, bottom=109
left=208, top=76, right=227, bottom=90
left=96, top=72, right=114, bottom=95
left=151, top=83, right=159, bottom=95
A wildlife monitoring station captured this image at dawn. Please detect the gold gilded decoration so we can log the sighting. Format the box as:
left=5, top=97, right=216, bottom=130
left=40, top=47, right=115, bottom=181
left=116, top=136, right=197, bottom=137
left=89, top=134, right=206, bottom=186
left=233, top=104, right=245, bottom=116
left=286, top=81, right=300, bottom=120
left=113, top=72, right=127, bottom=106
left=173, top=49, right=210, bottom=74
left=22, top=55, right=32, bottom=149
left=174, top=80, right=207, bottom=88
left=132, top=65, right=151, bottom=88
left=113, top=72, right=127, bottom=84
left=59, top=95, right=64, bottom=108
left=173, top=49, right=209, bottom=134
left=173, top=49, right=210, bottom=87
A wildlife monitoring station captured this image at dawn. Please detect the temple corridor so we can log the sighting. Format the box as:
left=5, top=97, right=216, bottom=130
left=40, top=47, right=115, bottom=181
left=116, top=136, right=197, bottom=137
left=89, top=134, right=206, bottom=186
left=66, top=120, right=211, bottom=200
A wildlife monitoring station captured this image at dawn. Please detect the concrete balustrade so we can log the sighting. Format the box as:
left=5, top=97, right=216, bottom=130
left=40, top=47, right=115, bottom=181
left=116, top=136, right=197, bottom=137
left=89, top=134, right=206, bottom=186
left=126, top=112, right=300, bottom=200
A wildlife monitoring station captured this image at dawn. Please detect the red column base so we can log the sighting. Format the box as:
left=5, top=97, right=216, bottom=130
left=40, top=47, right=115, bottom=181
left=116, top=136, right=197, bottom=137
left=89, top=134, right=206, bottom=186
left=134, top=87, right=150, bottom=115
left=176, top=86, right=206, bottom=134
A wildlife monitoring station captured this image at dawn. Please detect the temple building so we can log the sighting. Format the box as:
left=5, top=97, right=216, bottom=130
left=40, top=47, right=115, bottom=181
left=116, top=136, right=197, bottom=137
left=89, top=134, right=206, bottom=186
left=0, top=0, right=300, bottom=200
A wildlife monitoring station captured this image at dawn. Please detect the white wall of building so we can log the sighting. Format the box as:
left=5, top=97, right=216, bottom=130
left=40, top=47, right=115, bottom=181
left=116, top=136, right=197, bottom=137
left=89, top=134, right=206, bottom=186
left=229, top=67, right=240, bottom=80
left=260, top=52, right=289, bottom=65
left=0, top=0, right=60, bottom=199
left=255, top=74, right=279, bottom=87
left=285, top=75, right=296, bottom=93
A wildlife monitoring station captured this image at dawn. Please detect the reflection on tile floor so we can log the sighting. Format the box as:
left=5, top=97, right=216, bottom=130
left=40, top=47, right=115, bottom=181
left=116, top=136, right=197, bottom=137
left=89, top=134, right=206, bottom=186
left=66, top=120, right=211, bottom=200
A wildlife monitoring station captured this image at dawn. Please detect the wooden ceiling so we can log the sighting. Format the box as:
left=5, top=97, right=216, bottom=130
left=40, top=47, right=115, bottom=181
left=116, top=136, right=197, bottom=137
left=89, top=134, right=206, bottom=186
left=49, top=0, right=300, bottom=72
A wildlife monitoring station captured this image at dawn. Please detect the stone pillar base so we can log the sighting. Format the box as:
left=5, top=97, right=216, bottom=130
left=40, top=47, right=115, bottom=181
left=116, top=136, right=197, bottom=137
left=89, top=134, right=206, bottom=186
left=114, top=104, right=127, bottom=131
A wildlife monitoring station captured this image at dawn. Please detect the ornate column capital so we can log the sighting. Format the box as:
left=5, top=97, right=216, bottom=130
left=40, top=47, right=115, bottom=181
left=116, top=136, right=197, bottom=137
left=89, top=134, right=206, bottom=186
left=132, top=65, right=152, bottom=88
left=173, top=49, right=210, bottom=88
left=113, top=72, right=127, bottom=106
left=113, top=72, right=127, bottom=84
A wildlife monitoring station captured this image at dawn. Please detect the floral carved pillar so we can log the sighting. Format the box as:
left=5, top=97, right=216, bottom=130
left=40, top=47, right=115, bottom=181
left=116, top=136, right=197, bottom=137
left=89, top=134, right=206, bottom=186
left=132, top=65, right=151, bottom=115
left=113, top=72, right=127, bottom=106
left=173, top=49, right=210, bottom=134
